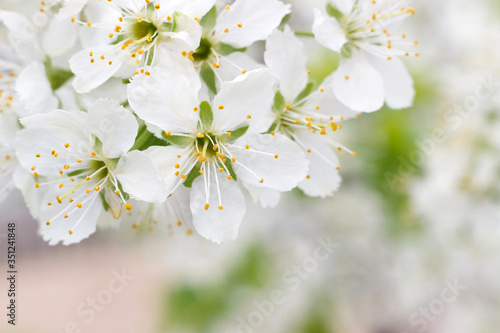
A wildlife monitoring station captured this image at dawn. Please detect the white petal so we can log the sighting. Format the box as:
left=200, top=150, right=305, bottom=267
left=166, top=13, right=203, bottom=51
left=264, top=26, right=308, bottom=102
left=12, top=166, right=43, bottom=218
left=87, top=98, right=138, bottom=158
left=56, top=0, right=88, bottom=20
left=158, top=0, right=216, bottom=22
left=212, top=69, right=276, bottom=134
left=15, top=127, right=87, bottom=176
left=42, top=19, right=79, bottom=57
left=70, top=45, right=123, bottom=93
left=115, top=150, right=169, bottom=203
left=303, top=74, right=360, bottom=120
left=230, top=133, right=308, bottom=192
left=145, top=145, right=195, bottom=194
left=19, top=109, right=88, bottom=141
left=312, top=9, right=347, bottom=53
left=329, top=0, right=353, bottom=14
left=39, top=185, right=102, bottom=246
left=215, top=52, right=264, bottom=82
left=216, top=0, right=291, bottom=48
left=0, top=10, right=43, bottom=62
left=190, top=165, right=246, bottom=243
left=296, top=132, right=342, bottom=198
left=127, top=67, right=200, bottom=133
left=0, top=111, right=19, bottom=147
left=369, top=56, right=415, bottom=109
left=15, top=62, right=59, bottom=117
left=332, top=52, right=385, bottom=112
left=242, top=182, right=281, bottom=208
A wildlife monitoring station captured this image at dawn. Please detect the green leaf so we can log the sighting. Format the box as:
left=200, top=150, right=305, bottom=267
left=295, top=82, right=314, bottom=104
left=223, top=159, right=237, bottom=181
left=200, top=6, right=217, bottom=31
left=326, top=3, right=344, bottom=21
left=183, top=163, right=202, bottom=188
left=200, top=62, right=217, bottom=94
left=223, top=125, right=249, bottom=144
left=215, top=42, right=247, bottom=56
left=199, top=101, right=213, bottom=130
left=161, top=132, right=193, bottom=147
left=273, top=90, right=286, bottom=112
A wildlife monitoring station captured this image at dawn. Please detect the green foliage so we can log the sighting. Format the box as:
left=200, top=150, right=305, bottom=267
left=163, top=244, right=272, bottom=332
left=346, top=72, right=439, bottom=236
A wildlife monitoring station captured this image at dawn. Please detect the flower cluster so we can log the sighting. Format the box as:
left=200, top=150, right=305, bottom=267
left=0, top=0, right=417, bottom=244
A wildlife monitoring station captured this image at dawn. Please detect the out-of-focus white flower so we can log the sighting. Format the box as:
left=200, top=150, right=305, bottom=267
left=15, top=98, right=167, bottom=245
left=69, top=0, right=215, bottom=93
left=264, top=27, right=359, bottom=198
left=128, top=68, right=308, bottom=243
left=313, top=0, right=417, bottom=112
left=0, top=110, right=20, bottom=201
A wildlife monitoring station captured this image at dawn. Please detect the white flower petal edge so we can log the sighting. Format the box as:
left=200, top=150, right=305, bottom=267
left=115, top=150, right=170, bottom=203
left=128, top=66, right=200, bottom=133
left=312, top=9, right=347, bottom=53
left=369, top=55, right=415, bottom=109
left=70, top=45, right=123, bottom=94
left=215, top=0, right=291, bottom=49
left=190, top=167, right=246, bottom=244
left=264, top=26, right=308, bottom=103
left=212, top=69, right=276, bottom=134
left=332, top=53, right=385, bottom=112
left=15, top=62, right=59, bottom=117
left=87, top=98, right=138, bottom=158
left=231, top=133, right=308, bottom=192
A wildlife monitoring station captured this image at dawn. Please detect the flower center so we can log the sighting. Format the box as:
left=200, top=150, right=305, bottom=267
left=192, top=37, right=213, bottom=63
left=130, top=20, right=159, bottom=42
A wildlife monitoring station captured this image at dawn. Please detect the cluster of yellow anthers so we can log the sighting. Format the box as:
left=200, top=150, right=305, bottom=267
left=32, top=142, right=133, bottom=236
left=39, top=0, right=63, bottom=13
left=71, top=0, right=165, bottom=70
left=344, top=3, right=418, bottom=61
left=0, top=71, right=16, bottom=114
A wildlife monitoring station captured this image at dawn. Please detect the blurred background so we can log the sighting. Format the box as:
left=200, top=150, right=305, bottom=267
left=1, top=0, right=500, bottom=332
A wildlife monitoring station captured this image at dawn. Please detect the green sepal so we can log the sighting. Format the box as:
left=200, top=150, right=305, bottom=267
left=200, top=6, right=217, bottom=31
left=200, top=62, right=217, bottom=94
left=326, top=3, right=344, bottom=21
left=222, top=125, right=249, bottom=144
left=215, top=43, right=247, bottom=56
left=199, top=101, right=214, bottom=130
left=273, top=90, right=286, bottom=112
left=295, top=82, right=314, bottom=104
left=280, top=13, right=292, bottom=26
left=224, top=159, right=238, bottom=181
left=45, top=56, right=73, bottom=91
left=99, top=191, right=110, bottom=212
left=161, top=132, right=193, bottom=147
left=183, top=163, right=203, bottom=188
